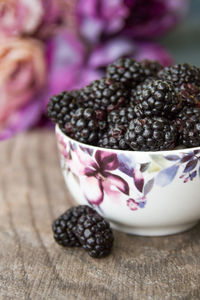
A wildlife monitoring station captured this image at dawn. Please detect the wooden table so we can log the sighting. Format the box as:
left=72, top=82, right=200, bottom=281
left=1, top=130, right=200, bottom=300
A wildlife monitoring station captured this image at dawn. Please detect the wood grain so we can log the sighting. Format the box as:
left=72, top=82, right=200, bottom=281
left=0, top=130, right=200, bottom=300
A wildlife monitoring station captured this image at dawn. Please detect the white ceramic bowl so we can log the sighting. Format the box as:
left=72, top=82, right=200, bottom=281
left=56, top=125, right=200, bottom=236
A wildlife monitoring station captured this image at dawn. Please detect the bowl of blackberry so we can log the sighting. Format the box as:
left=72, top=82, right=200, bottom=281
left=48, top=58, right=200, bottom=242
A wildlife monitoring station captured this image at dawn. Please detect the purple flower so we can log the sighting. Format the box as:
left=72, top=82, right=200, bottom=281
left=123, top=0, right=189, bottom=39
left=44, top=31, right=103, bottom=107
left=77, top=0, right=129, bottom=43
left=77, top=0, right=188, bottom=43
left=88, top=38, right=173, bottom=68
left=74, top=149, right=129, bottom=205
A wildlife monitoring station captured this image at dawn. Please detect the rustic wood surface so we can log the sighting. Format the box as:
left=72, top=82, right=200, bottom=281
left=1, top=130, right=200, bottom=300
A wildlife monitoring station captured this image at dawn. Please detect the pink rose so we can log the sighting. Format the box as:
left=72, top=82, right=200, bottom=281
left=0, top=37, right=46, bottom=138
left=0, top=0, right=72, bottom=39
left=0, top=0, right=43, bottom=37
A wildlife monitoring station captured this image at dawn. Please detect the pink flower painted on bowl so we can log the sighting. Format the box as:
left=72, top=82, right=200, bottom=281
left=74, top=149, right=129, bottom=205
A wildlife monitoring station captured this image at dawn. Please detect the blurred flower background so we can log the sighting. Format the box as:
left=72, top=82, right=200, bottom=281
left=0, top=0, right=191, bottom=140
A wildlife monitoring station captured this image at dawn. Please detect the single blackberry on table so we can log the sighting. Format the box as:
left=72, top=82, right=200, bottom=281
left=98, top=124, right=129, bottom=150
left=178, top=83, right=200, bottom=108
left=52, top=205, right=96, bottom=247
left=176, top=107, right=200, bottom=147
left=106, top=57, right=146, bottom=88
left=47, top=91, right=78, bottom=134
left=134, top=79, right=181, bottom=118
left=141, top=60, right=163, bottom=77
left=79, top=78, right=129, bottom=112
left=158, top=63, right=200, bottom=87
left=65, top=107, right=107, bottom=145
left=74, top=213, right=114, bottom=258
left=125, top=117, right=178, bottom=151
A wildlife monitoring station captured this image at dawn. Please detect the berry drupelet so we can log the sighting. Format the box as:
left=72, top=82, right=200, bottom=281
left=52, top=205, right=96, bottom=247
left=158, top=63, right=200, bottom=87
left=134, top=79, right=181, bottom=118
left=141, top=59, right=163, bottom=77
left=106, top=57, right=146, bottom=88
left=74, top=213, right=114, bottom=258
left=47, top=91, right=78, bottom=134
left=79, top=78, right=128, bottom=112
left=125, top=117, right=178, bottom=151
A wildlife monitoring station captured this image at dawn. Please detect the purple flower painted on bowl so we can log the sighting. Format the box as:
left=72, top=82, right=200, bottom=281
left=78, top=149, right=129, bottom=205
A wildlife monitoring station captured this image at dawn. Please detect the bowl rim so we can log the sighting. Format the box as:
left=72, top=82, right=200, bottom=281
left=56, top=124, right=200, bottom=155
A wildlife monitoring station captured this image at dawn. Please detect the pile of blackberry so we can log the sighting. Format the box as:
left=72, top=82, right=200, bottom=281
left=52, top=205, right=114, bottom=258
left=47, top=58, right=200, bottom=151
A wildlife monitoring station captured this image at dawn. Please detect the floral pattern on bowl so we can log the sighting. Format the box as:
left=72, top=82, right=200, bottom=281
left=56, top=131, right=200, bottom=212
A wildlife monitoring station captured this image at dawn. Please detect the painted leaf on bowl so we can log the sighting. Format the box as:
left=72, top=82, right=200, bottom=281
left=133, top=169, right=144, bottom=193
left=183, top=158, right=198, bottom=173
left=180, top=153, right=194, bottom=163
left=164, top=154, right=180, bottom=161
left=118, top=153, right=135, bottom=177
left=143, top=178, right=154, bottom=196
left=80, top=145, right=94, bottom=156
left=189, top=170, right=197, bottom=180
left=140, top=162, right=150, bottom=172
left=194, top=150, right=200, bottom=155
left=155, top=165, right=179, bottom=187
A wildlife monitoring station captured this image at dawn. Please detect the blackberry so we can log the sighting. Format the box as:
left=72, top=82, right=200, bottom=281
left=125, top=117, right=178, bottom=151
left=177, top=107, right=200, bottom=147
left=47, top=91, right=78, bottom=133
left=79, top=78, right=128, bottom=112
left=134, top=80, right=181, bottom=117
left=130, top=77, right=156, bottom=102
left=178, top=83, right=200, bottom=108
left=106, top=58, right=146, bottom=88
left=52, top=205, right=95, bottom=247
left=178, top=106, right=200, bottom=120
left=65, top=107, right=107, bottom=145
left=158, top=63, right=200, bottom=87
left=107, top=106, right=136, bottom=126
left=74, top=213, right=114, bottom=258
left=141, top=60, right=163, bottom=77
left=98, top=124, right=129, bottom=150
